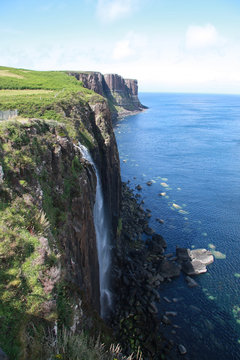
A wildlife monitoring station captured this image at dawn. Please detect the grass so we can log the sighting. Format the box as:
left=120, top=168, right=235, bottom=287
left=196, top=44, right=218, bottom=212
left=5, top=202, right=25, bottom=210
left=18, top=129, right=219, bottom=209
left=0, top=70, right=24, bottom=79
left=0, top=89, right=53, bottom=96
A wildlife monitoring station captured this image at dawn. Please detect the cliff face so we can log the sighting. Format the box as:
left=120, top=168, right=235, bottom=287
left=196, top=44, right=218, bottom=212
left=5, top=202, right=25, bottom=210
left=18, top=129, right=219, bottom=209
left=0, top=94, right=121, bottom=359
left=68, top=72, right=146, bottom=116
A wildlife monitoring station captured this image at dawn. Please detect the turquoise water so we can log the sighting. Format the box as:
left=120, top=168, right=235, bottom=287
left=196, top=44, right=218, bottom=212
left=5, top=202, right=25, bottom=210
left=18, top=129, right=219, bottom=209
left=114, top=93, right=240, bottom=359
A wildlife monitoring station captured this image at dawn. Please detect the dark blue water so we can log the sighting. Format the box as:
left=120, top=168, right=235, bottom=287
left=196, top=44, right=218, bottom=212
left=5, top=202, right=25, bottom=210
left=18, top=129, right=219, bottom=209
left=114, top=93, right=240, bottom=359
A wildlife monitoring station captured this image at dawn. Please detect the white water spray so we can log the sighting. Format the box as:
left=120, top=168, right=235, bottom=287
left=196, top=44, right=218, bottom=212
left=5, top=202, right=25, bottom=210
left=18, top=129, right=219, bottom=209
left=77, top=142, right=112, bottom=318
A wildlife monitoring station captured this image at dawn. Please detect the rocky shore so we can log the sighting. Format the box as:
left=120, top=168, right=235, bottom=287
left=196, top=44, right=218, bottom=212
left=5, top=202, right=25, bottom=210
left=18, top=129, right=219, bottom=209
left=110, top=183, right=178, bottom=359
left=110, top=182, right=214, bottom=359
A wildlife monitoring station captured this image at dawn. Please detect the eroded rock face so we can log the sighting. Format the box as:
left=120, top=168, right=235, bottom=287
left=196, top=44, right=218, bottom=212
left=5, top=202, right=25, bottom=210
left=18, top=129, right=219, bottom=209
left=68, top=71, right=146, bottom=113
left=68, top=72, right=105, bottom=96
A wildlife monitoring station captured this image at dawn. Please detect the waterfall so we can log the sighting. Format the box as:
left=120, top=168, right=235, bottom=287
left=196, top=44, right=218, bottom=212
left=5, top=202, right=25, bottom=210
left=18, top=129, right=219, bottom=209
left=77, top=142, right=112, bottom=318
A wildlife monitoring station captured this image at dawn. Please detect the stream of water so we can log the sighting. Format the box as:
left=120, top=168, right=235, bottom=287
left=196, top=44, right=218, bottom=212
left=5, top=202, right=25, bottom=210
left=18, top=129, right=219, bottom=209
left=78, top=142, right=111, bottom=318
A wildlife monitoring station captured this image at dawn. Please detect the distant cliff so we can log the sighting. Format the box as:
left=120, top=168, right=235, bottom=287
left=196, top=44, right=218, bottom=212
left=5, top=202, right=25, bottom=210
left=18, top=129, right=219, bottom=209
left=67, top=71, right=146, bottom=118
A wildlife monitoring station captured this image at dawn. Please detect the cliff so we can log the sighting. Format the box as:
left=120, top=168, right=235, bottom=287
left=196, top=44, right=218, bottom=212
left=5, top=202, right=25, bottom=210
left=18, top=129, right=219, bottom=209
left=0, top=67, right=121, bottom=359
left=67, top=71, right=146, bottom=118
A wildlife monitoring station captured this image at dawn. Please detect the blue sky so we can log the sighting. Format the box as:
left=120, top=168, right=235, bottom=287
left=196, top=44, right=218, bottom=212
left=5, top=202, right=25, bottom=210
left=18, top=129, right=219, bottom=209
left=1, top=0, right=240, bottom=93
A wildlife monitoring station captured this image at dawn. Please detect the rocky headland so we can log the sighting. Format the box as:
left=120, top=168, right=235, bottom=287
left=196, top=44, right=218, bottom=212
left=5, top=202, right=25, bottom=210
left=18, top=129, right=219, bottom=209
left=67, top=71, right=147, bottom=119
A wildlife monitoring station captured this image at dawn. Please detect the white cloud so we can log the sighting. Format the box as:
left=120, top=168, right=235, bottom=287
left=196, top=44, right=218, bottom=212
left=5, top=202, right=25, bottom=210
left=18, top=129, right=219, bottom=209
left=96, top=0, right=138, bottom=22
left=112, top=32, right=147, bottom=60
left=185, top=24, right=220, bottom=50
left=113, top=39, right=133, bottom=60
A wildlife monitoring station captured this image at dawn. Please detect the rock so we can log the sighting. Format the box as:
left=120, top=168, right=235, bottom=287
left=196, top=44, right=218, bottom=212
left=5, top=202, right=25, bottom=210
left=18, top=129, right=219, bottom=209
left=0, top=165, right=4, bottom=184
left=165, top=311, right=177, bottom=317
left=146, top=181, right=153, bottom=186
left=190, top=248, right=214, bottom=265
left=144, top=226, right=154, bottom=235
left=185, top=276, right=198, bottom=287
left=149, top=302, right=158, bottom=314
left=136, top=184, right=142, bottom=190
left=146, top=213, right=152, bottom=218
left=163, top=296, right=171, bottom=303
left=159, top=192, right=166, bottom=196
left=189, top=305, right=201, bottom=312
left=162, top=315, right=171, bottom=325
left=178, top=344, right=187, bottom=355
left=176, top=247, right=191, bottom=261
left=182, top=259, right=207, bottom=275
left=156, top=218, right=164, bottom=224
left=159, top=259, right=181, bottom=279
left=152, top=233, right=167, bottom=248
left=0, top=348, right=8, bottom=360
left=177, top=247, right=214, bottom=275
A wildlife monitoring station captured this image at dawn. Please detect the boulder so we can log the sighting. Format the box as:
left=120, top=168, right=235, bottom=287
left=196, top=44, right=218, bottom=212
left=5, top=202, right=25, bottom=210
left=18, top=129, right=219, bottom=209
left=156, top=218, right=164, bottom=224
left=163, top=296, right=171, bottom=303
left=185, top=276, right=198, bottom=287
left=176, top=247, right=191, bottom=261
left=152, top=234, right=167, bottom=248
left=159, top=259, right=181, bottom=279
left=178, top=344, right=187, bottom=355
left=146, top=181, right=153, bottom=186
left=176, top=247, right=214, bottom=275
left=162, top=315, right=171, bottom=325
left=136, top=184, right=142, bottom=190
left=182, top=259, right=207, bottom=275
left=190, top=248, right=214, bottom=265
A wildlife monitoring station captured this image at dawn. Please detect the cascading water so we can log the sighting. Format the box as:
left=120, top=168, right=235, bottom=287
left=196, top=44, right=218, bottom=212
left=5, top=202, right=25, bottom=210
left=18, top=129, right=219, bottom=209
left=77, top=142, right=112, bottom=318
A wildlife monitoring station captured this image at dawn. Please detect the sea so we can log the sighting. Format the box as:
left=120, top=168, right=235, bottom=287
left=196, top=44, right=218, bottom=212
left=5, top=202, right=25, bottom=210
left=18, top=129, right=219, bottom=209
left=113, top=92, right=240, bottom=360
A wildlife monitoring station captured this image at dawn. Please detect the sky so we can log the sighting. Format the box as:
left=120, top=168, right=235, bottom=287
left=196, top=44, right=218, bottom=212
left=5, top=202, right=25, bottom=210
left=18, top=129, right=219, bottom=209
left=0, top=0, right=240, bottom=93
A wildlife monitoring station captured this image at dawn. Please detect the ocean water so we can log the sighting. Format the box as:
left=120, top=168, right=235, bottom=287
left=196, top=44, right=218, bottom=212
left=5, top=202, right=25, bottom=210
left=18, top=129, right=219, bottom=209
left=114, top=93, right=240, bottom=359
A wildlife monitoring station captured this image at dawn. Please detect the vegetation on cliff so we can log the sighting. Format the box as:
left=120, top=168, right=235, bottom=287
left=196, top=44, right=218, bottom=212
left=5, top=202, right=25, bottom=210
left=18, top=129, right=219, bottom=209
left=0, top=67, right=121, bottom=359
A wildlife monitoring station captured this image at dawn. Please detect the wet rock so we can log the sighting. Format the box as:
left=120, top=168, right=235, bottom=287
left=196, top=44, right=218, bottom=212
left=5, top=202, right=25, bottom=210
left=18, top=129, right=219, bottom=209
left=149, top=302, right=158, bottom=314
left=136, top=184, right=142, bottom=190
left=146, top=181, right=153, bottom=186
left=190, top=248, right=214, bottom=266
left=159, top=259, right=181, bottom=279
left=190, top=305, right=201, bottom=312
left=152, top=233, right=167, bottom=248
left=178, top=344, right=187, bottom=355
left=176, top=247, right=191, bottom=261
left=162, top=315, right=171, bottom=325
left=165, top=311, right=177, bottom=317
left=182, top=259, right=207, bottom=275
left=185, top=276, right=198, bottom=287
left=163, top=296, right=171, bottom=303
left=144, top=226, right=154, bottom=235
left=159, top=192, right=166, bottom=196
left=156, top=218, right=164, bottom=224
left=177, top=247, right=214, bottom=275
